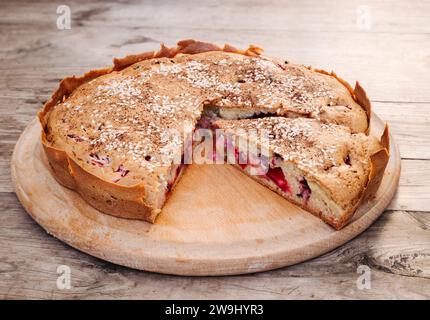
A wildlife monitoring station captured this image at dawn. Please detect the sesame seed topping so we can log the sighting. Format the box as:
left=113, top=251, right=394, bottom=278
left=47, top=51, right=363, bottom=185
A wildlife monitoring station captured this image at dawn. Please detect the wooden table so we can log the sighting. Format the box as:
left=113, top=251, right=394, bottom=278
left=1, top=0, right=429, bottom=299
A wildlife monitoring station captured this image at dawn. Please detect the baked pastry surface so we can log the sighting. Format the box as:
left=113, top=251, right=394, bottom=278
left=213, top=117, right=388, bottom=229
left=39, top=39, right=388, bottom=228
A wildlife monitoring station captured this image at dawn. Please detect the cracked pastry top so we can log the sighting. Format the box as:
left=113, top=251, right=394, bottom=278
left=39, top=39, right=387, bottom=228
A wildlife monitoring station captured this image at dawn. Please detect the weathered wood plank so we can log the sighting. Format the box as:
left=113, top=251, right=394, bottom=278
left=1, top=1, right=430, bottom=103
left=373, top=102, right=430, bottom=160
left=2, top=0, right=430, bottom=33
left=0, top=193, right=428, bottom=299
left=388, top=160, right=430, bottom=211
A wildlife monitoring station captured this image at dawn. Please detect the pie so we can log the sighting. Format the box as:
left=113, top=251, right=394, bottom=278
left=38, top=39, right=389, bottom=229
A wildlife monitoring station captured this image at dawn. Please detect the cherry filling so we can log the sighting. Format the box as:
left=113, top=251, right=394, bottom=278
left=265, top=167, right=291, bottom=193
left=297, top=177, right=311, bottom=202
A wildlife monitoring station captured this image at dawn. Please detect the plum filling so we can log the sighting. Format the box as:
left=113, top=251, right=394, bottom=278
left=196, top=114, right=214, bottom=129
left=88, top=153, right=110, bottom=167
left=265, top=167, right=290, bottom=193
left=115, top=164, right=130, bottom=177
left=297, top=177, right=311, bottom=202
left=344, top=154, right=351, bottom=166
left=233, top=152, right=290, bottom=192
left=112, top=164, right=130, bottom=183
left=232, top=148, right=291, bottom=193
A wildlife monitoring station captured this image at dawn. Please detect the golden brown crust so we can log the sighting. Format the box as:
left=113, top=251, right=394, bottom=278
left=330, top=123, right=389, bottom=229
left=310, top=67, right=373, bottom=135
left=39, top=40, right=261, bottom=221
left=353, top=81, right=372, bottom=133
left=67, top=157, right=156, bottom=221
left=112, top=50, right=156, bottom=71
left=312, top=68, right=355, bottom=97
left=335, top=125, right=390, bottom=229
left=38, top=39, right=383, bottom=227
left=360, top=127, right=390, bottom=201
left=381, top=123, right=390, bottom=153
left=42, top=126, right=154, bottom=220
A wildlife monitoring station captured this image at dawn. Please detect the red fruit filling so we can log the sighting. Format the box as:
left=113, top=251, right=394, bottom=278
left=233, top=149, right=290, bottom=193
left=297, top=177, right=311, bottom=202
left=196, top=115, right=213, bottom=129
left=265, top=167, right=290, bottom=193
left=115, top=164, right=130, bottom=177
left=112, top=164, right=130, bottom=183
left=89, top=153, right=110, bottom=167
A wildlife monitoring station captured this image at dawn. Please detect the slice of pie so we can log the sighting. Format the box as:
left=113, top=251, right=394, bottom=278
left=212, top=117, right=389, bottom=229
left=38, top=39, right=388, bottom=228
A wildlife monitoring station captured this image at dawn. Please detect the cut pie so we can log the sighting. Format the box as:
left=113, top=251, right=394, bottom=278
left=212, top=117, right=389, bottom=229
left=38, top=39, right=389, bottom=228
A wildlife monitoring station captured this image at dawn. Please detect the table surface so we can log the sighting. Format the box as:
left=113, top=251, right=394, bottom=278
left=1, top=0, right=429, bottom=299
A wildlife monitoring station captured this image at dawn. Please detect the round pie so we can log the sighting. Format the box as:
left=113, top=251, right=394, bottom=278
left=39, top=39, right=389, bottom=229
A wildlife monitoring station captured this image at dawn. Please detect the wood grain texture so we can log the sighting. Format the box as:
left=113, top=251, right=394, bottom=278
left=0, top=192, right=429, bottom=299
left=0, top=0, right=429, bottom=299
left=10, top=117, right=400, bottom=276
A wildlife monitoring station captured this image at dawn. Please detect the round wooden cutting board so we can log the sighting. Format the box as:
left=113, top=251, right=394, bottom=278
left=11, top=114, right=400, bottom=276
